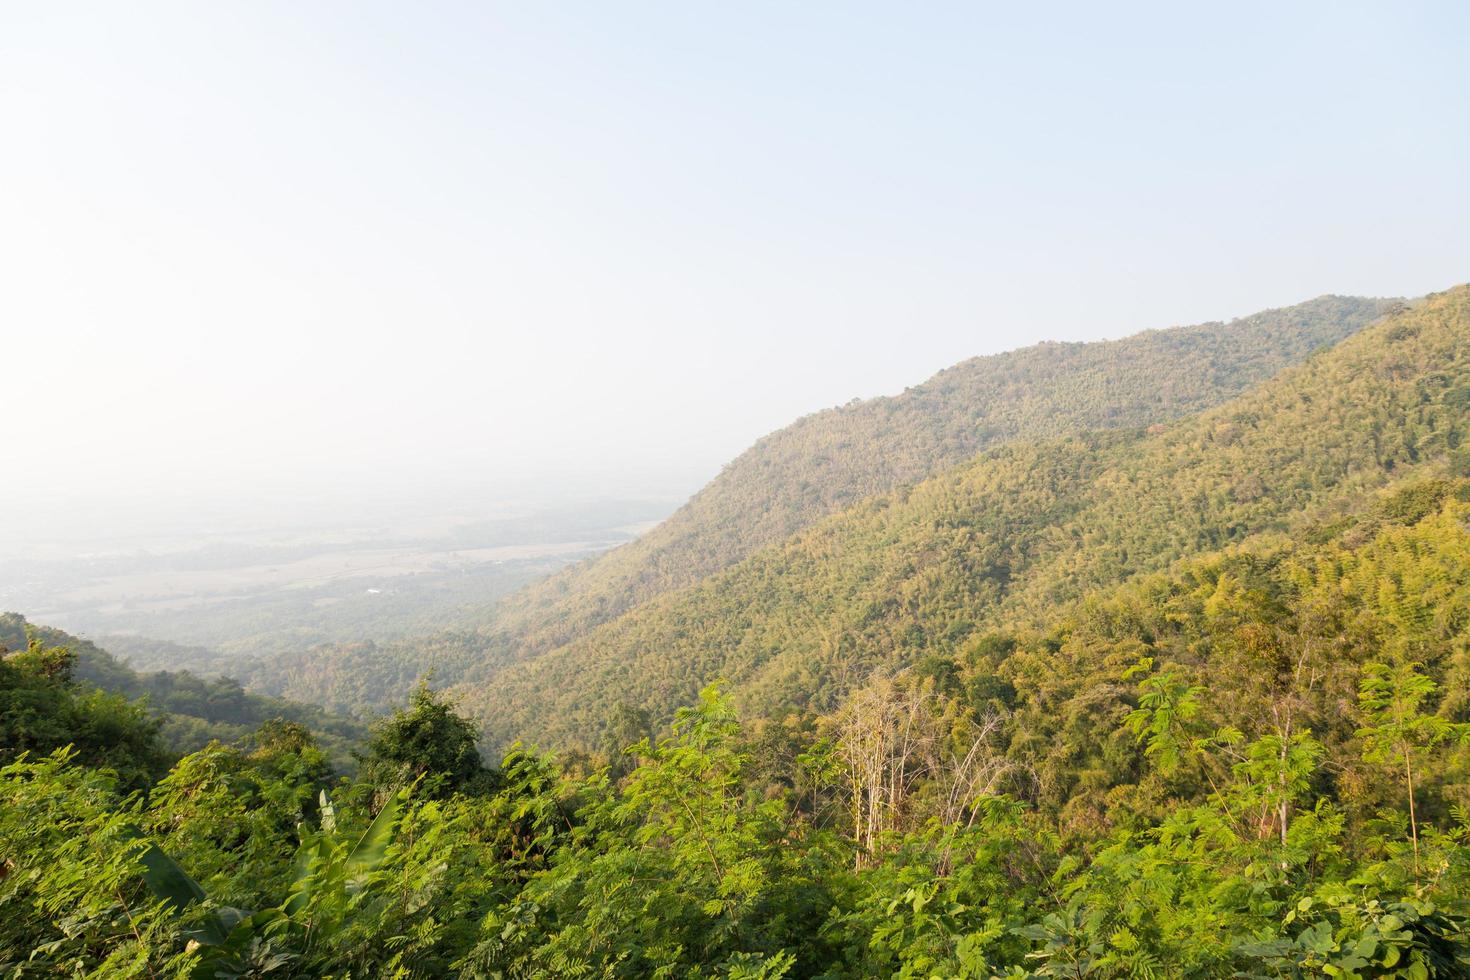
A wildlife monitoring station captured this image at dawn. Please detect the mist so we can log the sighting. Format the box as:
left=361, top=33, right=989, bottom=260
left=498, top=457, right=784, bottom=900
left=5, top=1, right=1469, bottom=552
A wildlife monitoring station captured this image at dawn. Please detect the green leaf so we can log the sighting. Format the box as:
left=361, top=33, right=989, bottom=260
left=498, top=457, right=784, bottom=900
left=124, top=828, right=232, bottom=947
left=346, top=788, right=404, bottom=877
left=319, top=789, right=337, bottom=833
left=133, top=837, right=207, bottom=913
left=284, top=835, right=331, bottom=915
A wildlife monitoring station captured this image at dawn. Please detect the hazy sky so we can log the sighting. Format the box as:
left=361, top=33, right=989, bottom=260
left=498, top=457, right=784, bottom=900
left=4, top=1, right=1468, bottom=540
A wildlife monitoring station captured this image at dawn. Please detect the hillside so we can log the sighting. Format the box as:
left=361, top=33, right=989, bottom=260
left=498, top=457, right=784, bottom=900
left=0, top=614, right=365, bottom=763
left=462, top=286, right=1470, bottom=749
left=483, top=296, right=1395, bottom=655
left=244, top=296, right=1395, bottom=714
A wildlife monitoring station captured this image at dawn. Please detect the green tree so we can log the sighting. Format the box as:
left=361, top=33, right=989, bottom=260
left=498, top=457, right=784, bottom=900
left=0, top=635, right=166, bottom=790
left=356, top=682, right=491, bottom=801
left=1356, top=661, right=1469, bottom=876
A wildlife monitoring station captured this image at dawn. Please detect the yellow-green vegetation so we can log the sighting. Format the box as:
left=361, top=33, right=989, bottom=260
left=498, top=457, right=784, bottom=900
left=462, top=288, right=1469, bottom=750
left=486, top=295, right=1396, bottom=660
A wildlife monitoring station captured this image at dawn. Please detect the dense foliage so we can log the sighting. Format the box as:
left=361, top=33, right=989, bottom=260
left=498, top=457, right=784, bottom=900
left=0, top=634, right=166, bottom=791
left=492, top=295, right=1396, bottom=658
left=8, top=479, right=1470, bottom=975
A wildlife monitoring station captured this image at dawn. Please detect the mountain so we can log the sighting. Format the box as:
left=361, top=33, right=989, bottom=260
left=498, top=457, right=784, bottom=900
left=14, top=475, right=1470, bottom=976
left=246, top=295, right=1394, bottom=715
left=479, top=295, right=1396, bottom=656
left=461, top=287, right=1469, bottom=749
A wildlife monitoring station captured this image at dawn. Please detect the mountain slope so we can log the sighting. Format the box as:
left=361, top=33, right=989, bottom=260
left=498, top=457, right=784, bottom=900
left=462, top=287, right=1470, bottom=749
left=239, top=295, right=1392, bottom=716
left=476, top=297, right=1395, bottom=660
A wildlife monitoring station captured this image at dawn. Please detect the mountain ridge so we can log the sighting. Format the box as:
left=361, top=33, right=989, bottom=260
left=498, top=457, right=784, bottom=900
left=481, top=295, right=1398, bottom=655
left=239, top=294, right=1400, bottom=719
left=460, top=286, right=1468, bottom=750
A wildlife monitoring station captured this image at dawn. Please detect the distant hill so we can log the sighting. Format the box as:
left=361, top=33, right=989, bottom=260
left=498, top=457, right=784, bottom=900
left=459, top=287, right=1469, bottom=749
left=0, top=614, right=365, bottom=764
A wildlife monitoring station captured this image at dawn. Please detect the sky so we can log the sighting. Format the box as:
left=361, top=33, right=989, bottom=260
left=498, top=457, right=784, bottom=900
left=3, top=1, right=1468, bottom=543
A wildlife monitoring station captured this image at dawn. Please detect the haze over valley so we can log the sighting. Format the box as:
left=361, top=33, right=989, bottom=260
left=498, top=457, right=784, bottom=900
left=0, top=495, right=673, bottom=674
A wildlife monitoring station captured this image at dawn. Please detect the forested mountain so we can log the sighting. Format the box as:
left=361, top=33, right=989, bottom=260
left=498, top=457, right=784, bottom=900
left=246, top=296, right=1395, bottom=714
left=483, top=296, right=1394, bottom=654
left=0, top=613, right=364, bottom=766
left=461, top=288, right=1469, bottom=750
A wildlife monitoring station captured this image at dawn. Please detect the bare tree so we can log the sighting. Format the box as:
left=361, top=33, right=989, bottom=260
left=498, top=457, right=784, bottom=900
left=833, top=672, right=1014, bottom=867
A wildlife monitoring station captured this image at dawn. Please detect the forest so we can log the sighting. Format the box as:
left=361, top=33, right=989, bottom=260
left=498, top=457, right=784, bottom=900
left=7, top=288, right=1470, bottom=975
left=6, top=468, right=1470, bottom=975
left=10, top=0, right=1470, bottom=973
